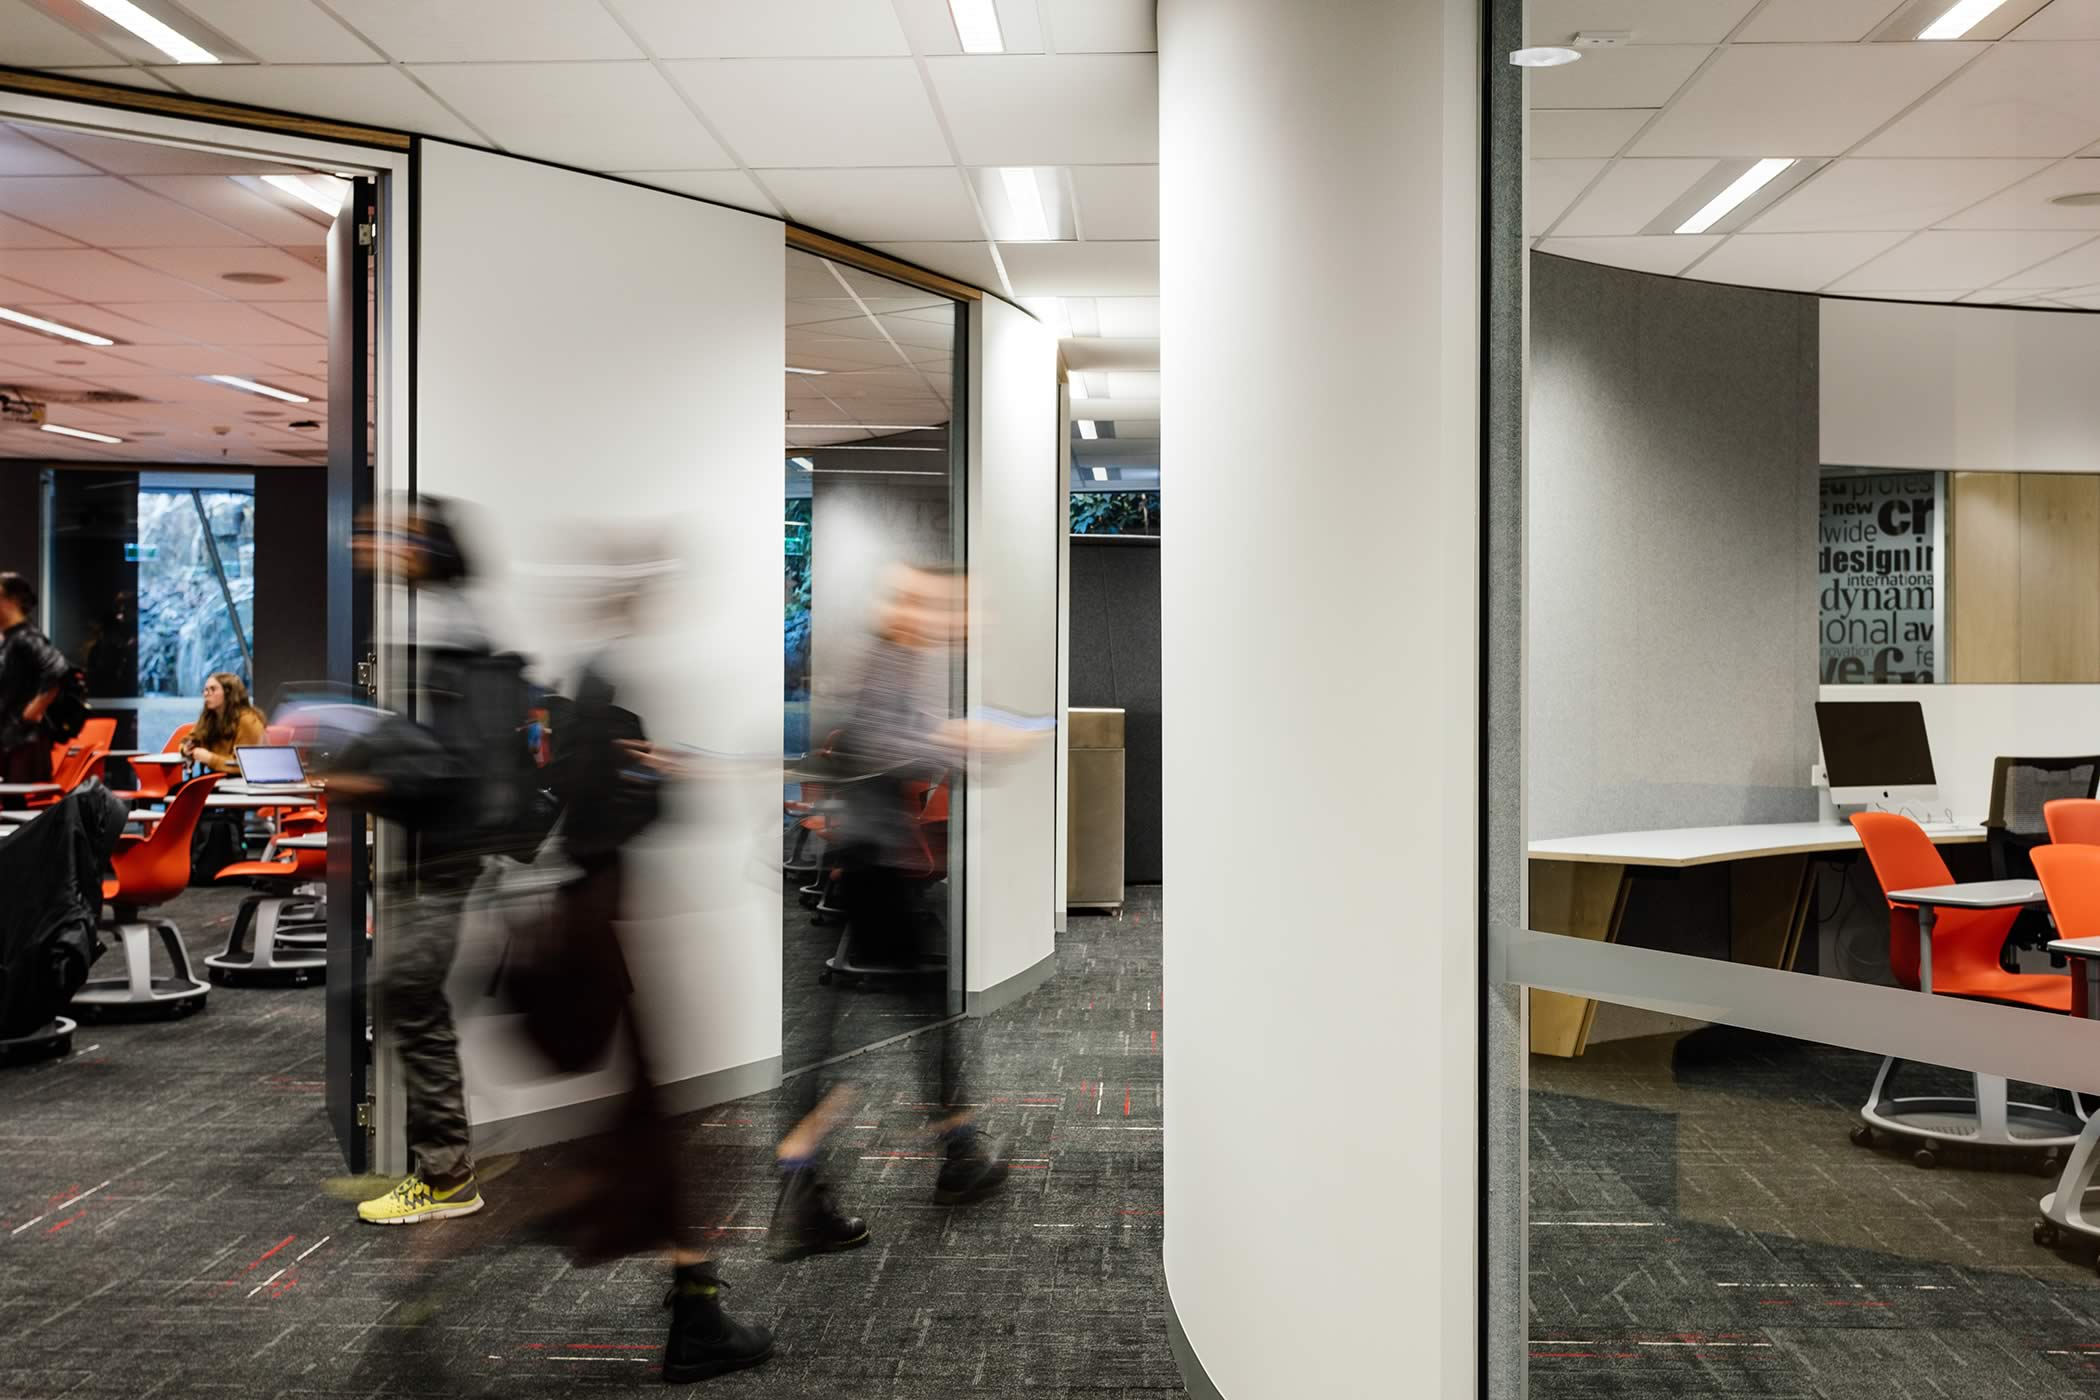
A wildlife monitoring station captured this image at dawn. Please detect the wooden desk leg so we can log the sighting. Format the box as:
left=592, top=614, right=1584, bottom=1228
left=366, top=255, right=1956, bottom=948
left=1730, top=855, right=1815, bottom=971
left=1527, top=860, right=1629, bottom=1058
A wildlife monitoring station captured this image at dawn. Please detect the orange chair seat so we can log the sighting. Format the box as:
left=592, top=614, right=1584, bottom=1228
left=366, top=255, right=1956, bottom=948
left=216, top=858, right=299, bottom=882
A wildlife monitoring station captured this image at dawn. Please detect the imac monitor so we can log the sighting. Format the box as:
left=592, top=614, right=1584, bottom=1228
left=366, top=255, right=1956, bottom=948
left=1814, top=700, right=1937, bottom=806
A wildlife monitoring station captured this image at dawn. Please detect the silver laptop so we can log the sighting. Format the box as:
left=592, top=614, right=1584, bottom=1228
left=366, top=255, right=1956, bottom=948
left=233, top=745, right=308, bottom=792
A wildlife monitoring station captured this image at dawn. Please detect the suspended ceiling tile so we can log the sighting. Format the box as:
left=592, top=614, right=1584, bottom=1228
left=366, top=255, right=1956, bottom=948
left=1750, top=158, right=2052, bottom=232
left=173, top=0, right=381, bottom=61
left=1042, top=0, right=1155, bottom=52
left=665, top=58, right=951, bottom=167
left=1939, top=159, right=2100, bottom=229
left=0, top=176, right=262, bottom=247
left=1553, top=158, right=1712, bottom=235
left=22, top=127, right=307, bottom=176
left=0, top=209, right=79, bottom=248
left=411, top=62, right=731, bottom=171
left=1531, top=109, right=1653, bottom=159
left=102, top=299, right=324, bottom=344
left=1828, top=229, right=2091, bottom=290
left=761, top=166, right=982, bottom=242
left=1683, top=230, right=1909, bottom=290
left=1094, top=297, right=1159, bottom=338
left=0, top=247, right=229, bottom=302
left=123, top=246, right=325, bottom=300
left=2010, top=0, right=2100, bottom=39
left=86, top=343, right=303, bottom=375
left=0, top=125, right=98, bottom=176
left=866, top=240, right=1003, bottom=288
left=1525, top=46, right=1710, bottom=109
left=614, top=169, right=777, bottom=213
left=1996, top=233, right=2100, bottom=287
left=1527, top=158, right=1606, bottom=236
left=325, top=0, right=642, bottom=61
left=0, top=2, right=123, bottom=65
left=150, top=63, right=482, bottom=142
left=999, top=240, right=1158, bottom=296
left=1529, top=0, right=1760, bottom=45
left=606, top=0, right=910, bottom=56
left=127, top=175, right=328, bottom=244
left=925, top=54, right=1157, bottom=166
left=38, top=67, right=180, bottom=92
left=1736, top=0, right=1912, bottom=43
left=1069, top=164, right=1157, bottom=240
left=1534, top=234, right=1724, bottom=275
left=1860, top=42, right=2100, bottom=156
left=1633, top=42, right=1983, bottom=157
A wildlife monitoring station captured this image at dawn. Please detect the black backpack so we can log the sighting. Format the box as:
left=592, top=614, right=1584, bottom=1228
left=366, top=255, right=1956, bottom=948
left=41, top=666, right=89, bottom=742
left=451, top=649, right=559, bottom=863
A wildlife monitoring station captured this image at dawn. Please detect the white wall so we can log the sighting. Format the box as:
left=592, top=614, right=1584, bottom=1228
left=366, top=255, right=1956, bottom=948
left=1820, top=683, right=2100, bottom=824
left=1823, top=299, right=2100, bottom=475
left=965, top=296, right=1059, bottom=995
left=1160, top=0, right=1480, bottom=1395
left=413, top=141, right=784, bottom=1148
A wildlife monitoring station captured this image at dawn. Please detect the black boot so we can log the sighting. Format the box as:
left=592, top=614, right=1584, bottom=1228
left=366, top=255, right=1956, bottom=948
left=662, top=1263, right=772, bottom=1385
left=933, top=1126, right=1009, bottom=1205
left=767, top=1164, right=870, bottom=1262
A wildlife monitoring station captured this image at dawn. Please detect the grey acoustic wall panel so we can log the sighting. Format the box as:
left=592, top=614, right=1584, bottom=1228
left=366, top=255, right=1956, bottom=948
left=1069, top=538, right=1161, bottom=882
left=252, top=467, right=327, bottom=711
left=1529, top=253, right=1820, bottom=838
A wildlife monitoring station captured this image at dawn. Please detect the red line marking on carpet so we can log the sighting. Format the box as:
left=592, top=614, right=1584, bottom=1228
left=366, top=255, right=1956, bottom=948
left=243, top=1236, right=296, bottom=1272
left=1123, top=1088, right=1131, bottom=1116
left=46, top=1211, right=85, bottom=1235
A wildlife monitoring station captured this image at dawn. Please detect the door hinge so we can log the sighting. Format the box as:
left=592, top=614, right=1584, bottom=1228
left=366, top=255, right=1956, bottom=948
left=357, top=220, right=377, bottom=248
left=354, top=1097, right=376, bottom=1133
left=354, top=650, right=377, bottom=696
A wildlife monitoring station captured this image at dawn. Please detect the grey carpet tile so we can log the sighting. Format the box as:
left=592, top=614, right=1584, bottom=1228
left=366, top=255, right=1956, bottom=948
left=0, top=884, right=1176, bottom=1398
left=1533, top=1024, right=2100, bottom=1399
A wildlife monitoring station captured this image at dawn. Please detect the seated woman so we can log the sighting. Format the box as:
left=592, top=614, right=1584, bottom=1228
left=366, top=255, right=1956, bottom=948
left=180, top=672, right=267, bottom=776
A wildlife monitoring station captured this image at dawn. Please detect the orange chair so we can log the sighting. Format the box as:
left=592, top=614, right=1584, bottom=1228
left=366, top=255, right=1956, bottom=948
left=109, top=723, right=192, bottom=804
left=33, top=717, right=118, bottom=806
left=2048, top=799, right=2100, bottom=847
left=206, top=836, right=327, bottom=985
left=71, top=773, right=220, bottom=1018
left=1850, top=811, right=2079, bottom=1165
left=819, top=770, right=952, bottom=987
left=2030, top=843, right=2100, bottom=1248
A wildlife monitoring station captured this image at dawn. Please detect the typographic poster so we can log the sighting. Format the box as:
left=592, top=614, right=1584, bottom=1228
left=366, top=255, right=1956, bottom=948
left=1818, top=470, right=1941, bottom=684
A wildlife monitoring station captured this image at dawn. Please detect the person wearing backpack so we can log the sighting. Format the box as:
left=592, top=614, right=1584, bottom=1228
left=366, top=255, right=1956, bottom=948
left=0, top=572, right=70, bottom=785
left=333, top=503, right=508, bottom=1228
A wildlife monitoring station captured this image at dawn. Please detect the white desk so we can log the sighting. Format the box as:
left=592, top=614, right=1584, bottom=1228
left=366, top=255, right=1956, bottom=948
left=1526, top=820, right=1987, bottom=1057
left=0, top=782, right=60, bottom=803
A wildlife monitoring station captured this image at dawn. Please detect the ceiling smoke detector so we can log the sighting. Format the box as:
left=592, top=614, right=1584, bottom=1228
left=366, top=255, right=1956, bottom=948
left=221, top=271, right=286, bottom=285
left=2050, top=192, right=2100, bottom=208
left=1510, top=46, right=1581, bottom=66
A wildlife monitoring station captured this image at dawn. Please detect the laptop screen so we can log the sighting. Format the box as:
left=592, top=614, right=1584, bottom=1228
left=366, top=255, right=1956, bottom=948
left=235, top=746, right=305, bottom=784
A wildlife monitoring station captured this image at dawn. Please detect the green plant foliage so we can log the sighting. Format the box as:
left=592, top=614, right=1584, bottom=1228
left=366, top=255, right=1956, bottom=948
left=1070, top=490, right=1160, bottom=536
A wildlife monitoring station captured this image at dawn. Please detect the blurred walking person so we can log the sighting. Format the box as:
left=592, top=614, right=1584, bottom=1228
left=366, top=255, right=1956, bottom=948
left=0, top=572, right=68, bottom=784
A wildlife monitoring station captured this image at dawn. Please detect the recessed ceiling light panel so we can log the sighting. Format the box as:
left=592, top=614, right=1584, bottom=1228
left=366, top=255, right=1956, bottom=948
left=1676, top=158, right=1797, bottom=234
left=1918, top=0, right=2011, bottom=38
left=80, top=0, right=219, bottom=62
left=42, top=422, right=124, bottom=445
left=204, top=374, right=310, bottom=404
left=0, top=306, right=114, bottom=347
left=947, top=0, right=1004, bottom=52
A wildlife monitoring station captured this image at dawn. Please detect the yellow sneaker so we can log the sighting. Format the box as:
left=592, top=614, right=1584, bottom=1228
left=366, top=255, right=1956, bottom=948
left=357, top=1172, right=485, bottom=1226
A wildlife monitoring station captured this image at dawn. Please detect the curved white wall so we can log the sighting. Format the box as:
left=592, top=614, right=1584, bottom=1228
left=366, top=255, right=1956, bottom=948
left=1160, top=1, right=1481, bottom=1395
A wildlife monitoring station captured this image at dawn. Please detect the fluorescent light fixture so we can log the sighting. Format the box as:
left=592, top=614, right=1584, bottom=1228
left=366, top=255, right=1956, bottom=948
left=1676, top=158, right=1796, bottom=234
left=204, top=374, right=309, bottom=404
left=262, top=173, right=349, bottom=216
left=786, top=366, right=829, bottom=376
left=1091, top=466, right=1109, bottom=482
left=947, top=0, right=1004, bottom=52
left=1069, top=376, right=1088, bottom=400
left=1077, top=420, right=1099, bottom=440
left=1509, top=46, right=1581, bottom=67
left=42, top=422, right=124, bottom=445
left=1000, top=167, right=1050, bottom=241
left=791, top=423, right=941, bottom=431
left=790, top=457, right=814, bottom=472
left=81, top=0, right=218, bottom=62
left=0, top=306, right=114, bottom=347
left=1919, top=0, right=2011, bottom=38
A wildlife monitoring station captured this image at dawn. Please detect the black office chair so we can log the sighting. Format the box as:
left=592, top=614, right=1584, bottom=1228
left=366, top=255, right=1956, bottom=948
left=1987, top=755, right=2100, bottom=967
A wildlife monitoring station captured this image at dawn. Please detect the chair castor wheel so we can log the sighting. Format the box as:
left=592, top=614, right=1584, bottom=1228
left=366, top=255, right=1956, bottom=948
left=2037, top=1219, right=2061, bottom=1246
left=1913, top=1147, right=1938, bottom=1169
left=1850, top=1125, right=1873, bottom=1148
left=818, top=970, right=833, bottom=985
left=2037, top=1152, right=2064, bottom=1178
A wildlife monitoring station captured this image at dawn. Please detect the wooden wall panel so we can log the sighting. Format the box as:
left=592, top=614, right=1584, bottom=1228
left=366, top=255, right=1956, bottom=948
left=1950, top=472, right=2021, bottom=683
left=2018, top=473, right=2100, bottom=683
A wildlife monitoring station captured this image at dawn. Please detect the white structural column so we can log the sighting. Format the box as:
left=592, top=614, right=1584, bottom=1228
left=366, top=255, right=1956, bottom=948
left=1159, top=2, right=1482, bottom=1396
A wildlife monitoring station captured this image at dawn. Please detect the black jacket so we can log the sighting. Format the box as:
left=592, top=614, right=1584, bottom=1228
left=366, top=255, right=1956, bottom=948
left=0, top=782, right=128, bottom=1035
left=0, top=622, right=67, bottom=751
